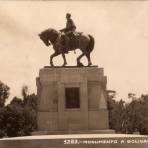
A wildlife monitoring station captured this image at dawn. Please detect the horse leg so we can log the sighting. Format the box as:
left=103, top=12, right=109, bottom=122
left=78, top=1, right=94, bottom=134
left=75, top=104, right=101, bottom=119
left=61, top=53, right=67, bottom=67
left=50, top=52, right=58, bottom=66
left=77, top=53, right=85, bottom=67
left=86, top=53, right=92, bottom=66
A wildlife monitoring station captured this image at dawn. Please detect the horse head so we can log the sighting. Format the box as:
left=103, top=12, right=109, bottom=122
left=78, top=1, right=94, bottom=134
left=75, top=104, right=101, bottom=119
left=38, top=32, right=50, bottom=46
left=39, top=28, right=59, bottom=46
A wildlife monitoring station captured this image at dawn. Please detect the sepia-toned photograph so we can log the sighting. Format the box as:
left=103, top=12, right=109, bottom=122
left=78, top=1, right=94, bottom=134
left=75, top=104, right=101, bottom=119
left=0, top=0, right=148, bottom=148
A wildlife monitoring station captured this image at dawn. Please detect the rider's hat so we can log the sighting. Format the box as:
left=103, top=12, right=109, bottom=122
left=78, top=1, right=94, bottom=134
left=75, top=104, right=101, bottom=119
left=66, top=13, right=71, bottom=18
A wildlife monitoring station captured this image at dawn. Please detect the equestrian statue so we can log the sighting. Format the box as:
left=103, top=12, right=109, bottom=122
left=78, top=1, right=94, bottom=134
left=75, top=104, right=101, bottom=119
left=38, top=13, right=95, bottom=67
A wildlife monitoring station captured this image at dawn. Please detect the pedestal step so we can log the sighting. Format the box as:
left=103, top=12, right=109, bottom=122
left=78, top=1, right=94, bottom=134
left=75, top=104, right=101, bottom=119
left=32, top=129, right=115, bottom=135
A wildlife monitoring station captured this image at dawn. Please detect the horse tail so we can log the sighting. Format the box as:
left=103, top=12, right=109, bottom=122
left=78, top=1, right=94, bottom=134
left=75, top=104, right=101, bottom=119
left=87, top=35, right=95, bottom=53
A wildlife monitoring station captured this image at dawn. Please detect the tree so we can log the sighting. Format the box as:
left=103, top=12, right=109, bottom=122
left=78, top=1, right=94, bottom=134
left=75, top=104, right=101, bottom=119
left=21, top=85, right=29, bottom=105
left=137, top=95, right=148, bottom=135
left=0, top=81, right=10, bottom=137
left=107, top=90, right=118, bottom=130
left=0, top=107, right=7, bottom=137
left=21, top=85, right=37, bottom=135
left=0, top=81, right=10, bottom=107
left=0, top=83, right=38, bottom=138
left=5, top=99, right=25, bottom=137
left=23, top=93, right=38, bottom=135
left=4, top=93, right=38, bottom=137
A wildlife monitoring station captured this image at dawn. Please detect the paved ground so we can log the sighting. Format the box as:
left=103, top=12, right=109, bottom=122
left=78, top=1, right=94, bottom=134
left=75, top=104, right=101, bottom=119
left=1, top=133, right=147, bottom=140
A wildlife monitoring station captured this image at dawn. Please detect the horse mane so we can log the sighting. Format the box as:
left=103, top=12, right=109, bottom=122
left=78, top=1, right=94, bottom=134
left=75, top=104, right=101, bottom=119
left=40, top=28, right=58, bottom=36
left=39, top=28, right=59, bottom=44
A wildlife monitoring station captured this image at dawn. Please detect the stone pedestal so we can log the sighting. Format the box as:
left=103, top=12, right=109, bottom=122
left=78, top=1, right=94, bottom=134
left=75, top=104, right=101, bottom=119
left=36, top=66, right=110, bottom=133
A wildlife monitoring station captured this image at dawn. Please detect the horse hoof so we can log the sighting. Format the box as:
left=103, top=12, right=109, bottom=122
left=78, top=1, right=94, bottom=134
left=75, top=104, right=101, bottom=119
left=88, top=63, right=92, bottom=67
left=77, top=62, right=84, bottom=67
left=50, top=63, right=54, bottom=67
left=62, top=63, right=67, bottom=67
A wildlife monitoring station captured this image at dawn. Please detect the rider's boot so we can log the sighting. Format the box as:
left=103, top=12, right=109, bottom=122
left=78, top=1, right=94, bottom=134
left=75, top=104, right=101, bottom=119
left=61, top=35, right=68, bottom=53
left=65, top=36, right=69, bottom=53
left=70, top=33, right=76, bottom=48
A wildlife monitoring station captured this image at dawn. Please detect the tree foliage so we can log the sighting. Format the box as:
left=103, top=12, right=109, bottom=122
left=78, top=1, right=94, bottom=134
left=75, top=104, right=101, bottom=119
left=0, top=81, right=10, bottom=107
left=0, top=81, right=10, bottom=137
left=1, top=80, right=148, bottom=137
left=0, top=84, right=37, bottom=138
left=3, top=94, right=38, bottom=137
left=107, top=93, right=148, bottom=135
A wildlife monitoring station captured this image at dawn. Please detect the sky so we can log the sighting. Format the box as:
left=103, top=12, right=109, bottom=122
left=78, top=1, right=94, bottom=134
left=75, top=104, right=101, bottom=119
left=0, top=1, right=148, bottom=103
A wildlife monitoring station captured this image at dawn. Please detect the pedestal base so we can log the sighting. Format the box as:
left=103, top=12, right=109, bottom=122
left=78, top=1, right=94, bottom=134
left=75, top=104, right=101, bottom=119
left=37, top=66, right=109, bottom=132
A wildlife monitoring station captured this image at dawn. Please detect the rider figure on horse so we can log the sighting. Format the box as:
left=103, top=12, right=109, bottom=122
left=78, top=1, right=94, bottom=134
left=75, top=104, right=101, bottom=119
left=60, top=13, right=76, bottom=53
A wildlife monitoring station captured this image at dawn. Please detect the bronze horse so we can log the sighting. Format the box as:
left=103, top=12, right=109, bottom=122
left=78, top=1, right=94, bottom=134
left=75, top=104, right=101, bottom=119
left=38, top=28, right=94, bottom=66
